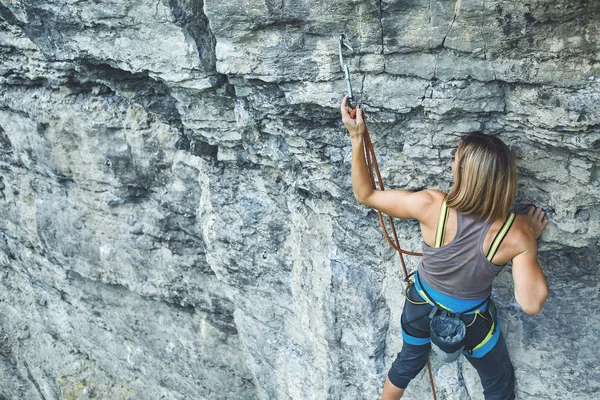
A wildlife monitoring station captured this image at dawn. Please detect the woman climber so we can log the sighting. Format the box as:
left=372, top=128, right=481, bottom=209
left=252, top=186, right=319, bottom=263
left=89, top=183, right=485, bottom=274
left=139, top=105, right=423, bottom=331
left=341, top=95, right=549, bottom=400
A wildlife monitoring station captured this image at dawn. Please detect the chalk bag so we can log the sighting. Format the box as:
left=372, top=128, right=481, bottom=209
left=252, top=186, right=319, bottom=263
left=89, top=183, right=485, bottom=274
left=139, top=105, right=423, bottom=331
left=429, top=309, right=466, bottom=363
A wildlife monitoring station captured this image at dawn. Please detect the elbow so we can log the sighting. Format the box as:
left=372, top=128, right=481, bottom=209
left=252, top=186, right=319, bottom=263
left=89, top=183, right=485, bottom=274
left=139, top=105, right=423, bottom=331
left=518, top=286, right=549, bottom=316
left=521, top=303, right=544, bottom=316
left=353, top=191, right=364, bottom=205
left=353, top=190, right=370, bottom=206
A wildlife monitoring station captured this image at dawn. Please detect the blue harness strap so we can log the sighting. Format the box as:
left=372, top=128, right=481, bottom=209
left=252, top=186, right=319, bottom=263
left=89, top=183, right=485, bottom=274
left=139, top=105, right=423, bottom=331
left=414, top=273, right=489, bottom=314
left=402, top=330, right=431, bottom=346
left=467, top=318, right=501, bottom=358
left=412, top=273, right=501, bottom=358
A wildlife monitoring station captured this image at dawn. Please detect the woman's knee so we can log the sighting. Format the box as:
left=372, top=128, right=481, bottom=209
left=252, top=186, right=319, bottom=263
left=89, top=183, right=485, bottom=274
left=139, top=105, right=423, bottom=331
left=387, top=343, right=431, bottom=389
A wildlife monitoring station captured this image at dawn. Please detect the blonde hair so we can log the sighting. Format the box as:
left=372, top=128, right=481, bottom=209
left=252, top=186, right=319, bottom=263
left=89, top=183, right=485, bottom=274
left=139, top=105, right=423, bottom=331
left=446, top=132, right=517, bottom=222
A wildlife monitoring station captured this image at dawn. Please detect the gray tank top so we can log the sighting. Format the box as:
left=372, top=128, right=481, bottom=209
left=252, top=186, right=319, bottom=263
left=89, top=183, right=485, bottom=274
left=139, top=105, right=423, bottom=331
left=417, top=211, right=509, bottom=300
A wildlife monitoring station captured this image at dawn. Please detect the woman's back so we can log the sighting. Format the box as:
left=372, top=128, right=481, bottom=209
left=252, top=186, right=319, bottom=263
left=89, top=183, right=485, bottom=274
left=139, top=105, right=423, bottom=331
left=419, top=190, right=528, bottom=260
left=419, top=204, right=513, bottom=299
left=415, top=189, right=547, bottom=313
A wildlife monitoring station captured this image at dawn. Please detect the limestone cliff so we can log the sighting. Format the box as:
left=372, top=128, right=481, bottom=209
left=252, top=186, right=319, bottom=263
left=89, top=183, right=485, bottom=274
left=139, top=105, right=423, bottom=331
left=0, top=0, right=598, bottom=399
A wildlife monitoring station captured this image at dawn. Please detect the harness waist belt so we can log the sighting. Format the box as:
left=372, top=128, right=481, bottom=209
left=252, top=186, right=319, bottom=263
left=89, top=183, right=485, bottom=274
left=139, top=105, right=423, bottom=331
left=414, top=273, right=489, bottom=314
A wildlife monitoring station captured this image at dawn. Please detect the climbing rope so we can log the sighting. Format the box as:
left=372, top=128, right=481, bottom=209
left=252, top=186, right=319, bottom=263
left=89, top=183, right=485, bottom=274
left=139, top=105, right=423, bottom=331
left=360, top=116, right=438, bottom=400
left=340, top=34, right=438, bottom=400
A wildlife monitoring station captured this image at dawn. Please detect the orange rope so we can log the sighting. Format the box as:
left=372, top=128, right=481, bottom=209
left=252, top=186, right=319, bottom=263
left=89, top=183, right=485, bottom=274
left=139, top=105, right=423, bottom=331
left=351, top=109, right=437, bottom=400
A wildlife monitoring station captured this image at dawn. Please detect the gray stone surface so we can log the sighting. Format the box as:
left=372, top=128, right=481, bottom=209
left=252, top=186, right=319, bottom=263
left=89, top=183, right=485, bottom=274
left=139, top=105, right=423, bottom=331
left=0, top=0, right=598, bottom=399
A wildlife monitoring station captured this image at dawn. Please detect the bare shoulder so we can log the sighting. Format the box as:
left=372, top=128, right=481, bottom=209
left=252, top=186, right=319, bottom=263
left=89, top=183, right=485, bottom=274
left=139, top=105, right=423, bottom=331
left=359, top=187, right=444, bottom=221
left=393, top=188, right=443, bottom=222
left=423, top=189, right=446, bottom=202
left=410, top=189, right=445, bottom=225
left=506, top=214, right=537, bottom=256
left=415, top=189, right=444, bottom=215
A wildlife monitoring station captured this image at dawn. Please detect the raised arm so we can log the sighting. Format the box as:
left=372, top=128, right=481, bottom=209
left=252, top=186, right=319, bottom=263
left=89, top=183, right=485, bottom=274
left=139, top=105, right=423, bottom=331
left=341, top=95, right=435, bottom=222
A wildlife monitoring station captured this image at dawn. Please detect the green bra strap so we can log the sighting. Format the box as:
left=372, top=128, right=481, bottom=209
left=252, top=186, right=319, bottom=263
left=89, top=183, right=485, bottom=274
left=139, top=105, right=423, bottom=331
left=434, top=200, right=450, bottom=248
left=486, top=213, right=516, bottom=262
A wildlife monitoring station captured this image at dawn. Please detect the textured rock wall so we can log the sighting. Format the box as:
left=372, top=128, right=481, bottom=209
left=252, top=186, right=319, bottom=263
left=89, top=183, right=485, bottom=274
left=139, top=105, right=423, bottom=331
left=0, top=0, right=598, bottom=399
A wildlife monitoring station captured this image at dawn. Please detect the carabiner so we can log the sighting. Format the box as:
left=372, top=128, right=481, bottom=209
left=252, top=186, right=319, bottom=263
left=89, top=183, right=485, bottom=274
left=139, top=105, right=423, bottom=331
left=339, top=33, right=355, bottom=106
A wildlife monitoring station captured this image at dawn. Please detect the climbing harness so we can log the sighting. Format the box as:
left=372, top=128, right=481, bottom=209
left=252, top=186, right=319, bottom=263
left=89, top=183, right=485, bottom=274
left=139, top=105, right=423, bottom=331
left=411, top=273, right=501, bottom=360
left=340, top=34, right=437, bottom=400
left=416, top=272, right=490, bottom=363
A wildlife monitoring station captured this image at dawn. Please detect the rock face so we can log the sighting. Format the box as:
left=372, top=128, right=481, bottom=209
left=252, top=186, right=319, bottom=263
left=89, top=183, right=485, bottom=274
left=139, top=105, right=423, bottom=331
left=0, top=0, right=598, bottom=399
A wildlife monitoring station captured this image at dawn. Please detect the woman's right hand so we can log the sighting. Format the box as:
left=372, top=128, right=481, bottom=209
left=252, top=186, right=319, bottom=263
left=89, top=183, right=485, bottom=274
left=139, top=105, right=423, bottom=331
left=527, top=206, right=548, bottom=238
left=341, top=95, right=366, bottom=139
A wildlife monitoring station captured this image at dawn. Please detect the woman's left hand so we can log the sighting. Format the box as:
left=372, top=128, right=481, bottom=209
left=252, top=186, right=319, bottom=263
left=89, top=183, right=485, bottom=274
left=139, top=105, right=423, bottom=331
left=527, top=206, right=548, bottom=239
left=341, top=95, right=366, bottom=139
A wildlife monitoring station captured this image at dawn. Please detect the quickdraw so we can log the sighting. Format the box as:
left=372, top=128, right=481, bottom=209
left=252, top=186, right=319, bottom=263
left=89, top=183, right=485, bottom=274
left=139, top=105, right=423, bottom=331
left=339, top=34, right=437, bottom=400
left=339, top=34, right=356, bottom=106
